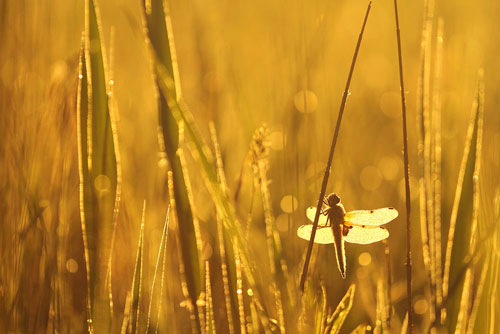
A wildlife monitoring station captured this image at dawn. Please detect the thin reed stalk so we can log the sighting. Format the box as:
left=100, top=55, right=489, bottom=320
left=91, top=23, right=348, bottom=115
left=299, top=1, right=372, bottom=292
left=392, top=0, right=413, bottom=332
left=432, top=18, right=444, bottom=325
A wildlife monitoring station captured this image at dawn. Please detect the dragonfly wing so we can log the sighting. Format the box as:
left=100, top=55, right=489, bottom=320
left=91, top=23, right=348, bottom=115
left=344, top=207, right=398, bottom=226
left=297, top=225, right=334, bottom=244
left=343, top=225, right=389, bottom=244
left=306, top=206, right=329, bottom=226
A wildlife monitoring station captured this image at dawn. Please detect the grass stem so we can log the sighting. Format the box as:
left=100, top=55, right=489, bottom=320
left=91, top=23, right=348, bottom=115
left=392, top=0, right=413, bottom=332
left=299, top=0, right=372, bottom=292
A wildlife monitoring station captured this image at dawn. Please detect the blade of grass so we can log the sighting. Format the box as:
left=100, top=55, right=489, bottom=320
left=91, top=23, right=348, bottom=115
left=400, top=313, right=408, bottom=334
left=350, top=324, right=370, bottom=334
left=323, top=284, right=356, bottom=334
left=442, top=73, right=484, bottom=332
left=416, top=0, right=436, bottom=327
left=376, top=279, right=389, bottom=334
left=316, top=283, right=327, bottom=334
left=140, top=1, right=202, bottom=332
left=205, top=261, right=215, bottom=334
left=209, top=122, right=240, bottom=333
left=77, top=0, right=121, bottom=329
left=251, top=126, right=293, bottom=330
left=129, top=203, right=145, bottom=334
left=235, top=251, right=248, bottom=334
left=153, top=61, right=275, bottom=330
left=145, top=207, right=170, bottom=334
left=392, top=0, right=413, bottom=331
left=432, top=17, right=445, bottom=325
left=466, top=255, right=489, bottom=333
left=299, top=0, right=372, bottom=291
left=454, top=268, right=473, bottom=334
left=467, top=182, right=500, bottom=333
left=145, top=16, right=276, bottom=330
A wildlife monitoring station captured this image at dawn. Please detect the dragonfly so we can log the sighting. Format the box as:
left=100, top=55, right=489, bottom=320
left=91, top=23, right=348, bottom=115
left=297, top=193, right=398, bottom=278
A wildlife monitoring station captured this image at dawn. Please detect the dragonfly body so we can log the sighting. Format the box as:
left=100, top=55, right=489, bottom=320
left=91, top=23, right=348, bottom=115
left=323, top=193, right=348, bottom=278
left=297, top=193, right=398, bottom=278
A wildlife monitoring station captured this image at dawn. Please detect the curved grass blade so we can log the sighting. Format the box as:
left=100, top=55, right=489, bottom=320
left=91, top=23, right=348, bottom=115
left=350, top=324, right=370, bottom=334
left=77, top=1, right=121, bottom=331
left=140, top=1, right=202, bottom=332
left=442, top=73, right=484, bottom=332
left=324, top=285, right=356, bottom=334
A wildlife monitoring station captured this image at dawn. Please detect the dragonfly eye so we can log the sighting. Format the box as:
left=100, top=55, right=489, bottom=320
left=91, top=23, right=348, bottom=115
left=327, top=193, right=341, bottom=206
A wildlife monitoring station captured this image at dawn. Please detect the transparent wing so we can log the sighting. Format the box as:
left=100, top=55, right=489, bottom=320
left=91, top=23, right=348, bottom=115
left=343, top=226, right=389, bottom=244
left=306, top=206, right=329, bottom=226
left=297, top=225, right=334, bottom=244
left=344, top=207, right=398, bottom=227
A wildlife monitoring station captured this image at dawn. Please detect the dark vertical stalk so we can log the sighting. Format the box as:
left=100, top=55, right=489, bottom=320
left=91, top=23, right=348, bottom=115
left=392, top=0, right=413, bottom=332
left=299, top=1, right=372, bottom=292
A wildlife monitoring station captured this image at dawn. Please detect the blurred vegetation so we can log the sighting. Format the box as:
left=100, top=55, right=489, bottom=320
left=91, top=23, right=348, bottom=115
left=1, top=0, right=499, bottom=333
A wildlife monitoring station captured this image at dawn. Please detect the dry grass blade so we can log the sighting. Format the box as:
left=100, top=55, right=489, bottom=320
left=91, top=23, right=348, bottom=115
left=153, top=58, right=274, bottom=329
left=375, top=280, right=389, bottom=334
left=465, top=183, right=500, bottom=333
left=127, top=203, right=145, bottom=334
left=432, top=18, right=445, bottom=324
left=315, top=283, right=327, bottom=334
left=400, top=313, right=408, bottom=334
left=146, top=15, right=279, bottom=326
left=140, top=0, right=202, bottom=332
left=209, top=122, right=239, bottom=333
left=299, top=1, right=372, bottom=292
left=442, top=72, right=484, bottom=332
left=205, top=261, right=215, bottom=334
left=416, top=0, right=436, bottom=326
left=77, top=1, right=121, bottom=330
left=250, top=126, right=293, bottom=330
left=392, top=0, right=413, bottom=331
left=323, top=284, right=356, bottom=334
left=465, top=257, right=489, bottom=333
left=350, top=324, right=371, bottom=334
left=454, top=268, right=473, bottom=334
left=145, top=207, right=170, bottom=334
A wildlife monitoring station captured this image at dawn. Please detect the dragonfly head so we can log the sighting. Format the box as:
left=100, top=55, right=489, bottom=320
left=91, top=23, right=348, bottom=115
left=326, top=193, right=341, bottom=206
